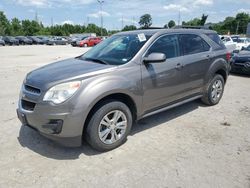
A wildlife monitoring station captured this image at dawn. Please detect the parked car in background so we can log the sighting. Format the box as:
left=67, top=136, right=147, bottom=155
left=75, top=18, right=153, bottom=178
left=15, top=36, right=33, bottom=45
left=220, top=35, right=236, bottom=53
left=0, top=36, right=5, bottom=46
left=77, top=37, right=102, bottom=47
left=47, top=37, right=68, bottom=45
left=37, top=36, right=50, bottom=45
left=235, top=38, right=250, bottom=51
left=27, top=36, right=44, bottom=45
left=2, top=36, right=19, bottom=45
left=17, top=29, right=230, bottom=151
left=231, top=45, right=250, bottom=75
left=71, top=36, right=88, bottom=47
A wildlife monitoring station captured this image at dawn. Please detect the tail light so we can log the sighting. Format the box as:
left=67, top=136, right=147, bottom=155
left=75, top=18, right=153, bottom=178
left=226, top=52, right=231, bottom=62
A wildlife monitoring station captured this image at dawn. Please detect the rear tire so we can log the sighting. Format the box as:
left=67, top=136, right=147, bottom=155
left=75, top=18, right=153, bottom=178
left=86, top=101, right=132, bottom=151
left=201, top=74, right=225, bottom=106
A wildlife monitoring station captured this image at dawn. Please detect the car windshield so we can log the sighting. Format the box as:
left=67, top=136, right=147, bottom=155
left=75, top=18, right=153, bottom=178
left=80, top=33, right=151, bottom=65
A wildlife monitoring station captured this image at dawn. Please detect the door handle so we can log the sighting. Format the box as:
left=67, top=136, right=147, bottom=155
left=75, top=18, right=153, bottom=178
left=175, top=63, right=184, bottom=70
left=205, top=55, right=211, bottom=59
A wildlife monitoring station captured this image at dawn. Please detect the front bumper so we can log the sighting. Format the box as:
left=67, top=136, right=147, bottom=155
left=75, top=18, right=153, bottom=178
left=16, top=85, right=84, bottom=147
left=17, top=106, right=82, bottom=147
left=230, top=62, right=250, bottom=75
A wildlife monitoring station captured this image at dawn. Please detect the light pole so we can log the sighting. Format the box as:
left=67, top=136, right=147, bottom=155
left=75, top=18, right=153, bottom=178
left=97, top=0, right=104, bottom=36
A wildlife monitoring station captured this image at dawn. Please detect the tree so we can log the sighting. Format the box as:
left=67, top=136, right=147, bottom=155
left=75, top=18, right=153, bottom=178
left=11, top=18, right=23, bottom=36
left=139, top=14, right=152, bottom=28
left=122, top=25, right=137, bottom=31
left=182, top=14, right=208, bottom=26
left=200, top=14, right=208, bottom=26
left=0, top=11, right=11, bottom=35
left=235, top=12, right=250, bottom=34
left=168, top=20, right=176, bottom=28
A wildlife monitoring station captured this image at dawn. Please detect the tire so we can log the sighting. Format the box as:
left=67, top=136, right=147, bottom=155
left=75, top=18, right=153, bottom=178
left=84, top=43, right=88, bottom=47
left=86, top=100, right=133, bottom=151
left=201, top=74, right=225, bottom=106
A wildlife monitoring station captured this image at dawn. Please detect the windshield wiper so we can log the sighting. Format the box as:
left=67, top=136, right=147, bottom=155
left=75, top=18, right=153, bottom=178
left=84, top=57, right=109, bottom=65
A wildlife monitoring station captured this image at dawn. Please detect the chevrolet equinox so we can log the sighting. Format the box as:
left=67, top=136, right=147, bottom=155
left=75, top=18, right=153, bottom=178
left=17, top=29, right=230, bottom=151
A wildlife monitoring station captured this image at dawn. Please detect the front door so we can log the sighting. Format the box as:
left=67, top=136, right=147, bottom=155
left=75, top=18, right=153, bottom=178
left=141, top=34, right=184, bottom=113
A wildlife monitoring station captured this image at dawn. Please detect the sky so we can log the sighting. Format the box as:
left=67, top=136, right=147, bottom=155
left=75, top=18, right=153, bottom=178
left=0, top=0, right=250, bottom=30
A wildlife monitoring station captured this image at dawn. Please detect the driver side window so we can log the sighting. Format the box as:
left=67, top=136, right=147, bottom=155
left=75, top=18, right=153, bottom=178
left=147, top=34, right=180, bottom=59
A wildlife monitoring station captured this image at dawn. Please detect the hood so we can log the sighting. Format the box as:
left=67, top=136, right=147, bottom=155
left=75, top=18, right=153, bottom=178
left=25, top=58, right=115, bottom=90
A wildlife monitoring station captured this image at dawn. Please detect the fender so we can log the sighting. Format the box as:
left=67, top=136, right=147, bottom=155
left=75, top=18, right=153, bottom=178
left=74, top=72, right=143, bottom=131
left=204, top=57, right=229, bottom=85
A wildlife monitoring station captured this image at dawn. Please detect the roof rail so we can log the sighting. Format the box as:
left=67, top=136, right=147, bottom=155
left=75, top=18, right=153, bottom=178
left=138, top=27, right=165, bottom=30
left=173, top=25, right=210, bottom=30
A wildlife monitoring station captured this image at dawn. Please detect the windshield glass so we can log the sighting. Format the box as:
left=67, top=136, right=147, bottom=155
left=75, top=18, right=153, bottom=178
left=80, top=33, right=151, bottom=65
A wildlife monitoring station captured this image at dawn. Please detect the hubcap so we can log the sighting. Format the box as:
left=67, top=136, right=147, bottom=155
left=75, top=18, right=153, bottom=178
left=211, top=79, right=223, bottom=102
left=98, top=110, right=127, bottom=145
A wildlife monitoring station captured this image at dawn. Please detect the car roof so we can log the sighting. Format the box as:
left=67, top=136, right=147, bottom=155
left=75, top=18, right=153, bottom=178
left=117, top=28, right=217, bottom=36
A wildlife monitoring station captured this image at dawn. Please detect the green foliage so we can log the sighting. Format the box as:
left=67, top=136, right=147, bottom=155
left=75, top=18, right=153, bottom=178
left=11, top=18, right=23, bottom=36
left=122, top=25, right=137, bottom=31
left=168, top=20, right=176, bottom=28
left=210, top=12, right=250, bottom=34
left=0, top=11, right=109, bottom=36
left=183, top=14, right=208, bottom=26
left=0, top=11, right=11, bottom=35
left=139, top=14, right=152, bottom=28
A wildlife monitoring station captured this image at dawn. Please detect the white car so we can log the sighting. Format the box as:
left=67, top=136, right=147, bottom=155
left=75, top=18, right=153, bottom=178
left=235, top=38, right=250, bottom=50
left=220, top=35, right=237, bottom=53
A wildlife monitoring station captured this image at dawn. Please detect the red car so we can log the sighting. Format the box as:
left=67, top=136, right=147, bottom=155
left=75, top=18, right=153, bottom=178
left=78, top=37, right=102, bottom=47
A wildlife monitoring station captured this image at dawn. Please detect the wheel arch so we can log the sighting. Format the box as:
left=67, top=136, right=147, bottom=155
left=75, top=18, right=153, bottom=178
left=82, top=93, right=137, bottom=136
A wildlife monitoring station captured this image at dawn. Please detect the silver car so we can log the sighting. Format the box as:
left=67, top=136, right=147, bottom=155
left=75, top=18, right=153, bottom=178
left=17, top=29, right=230, bottom=151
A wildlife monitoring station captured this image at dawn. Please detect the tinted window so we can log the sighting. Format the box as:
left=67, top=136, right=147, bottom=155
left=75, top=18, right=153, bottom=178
left=179, top=34, right=210, bottom=55
left=147, top=34, right=180, bottom=58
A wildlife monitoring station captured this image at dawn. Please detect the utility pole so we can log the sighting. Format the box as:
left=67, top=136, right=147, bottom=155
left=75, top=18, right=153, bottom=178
left=87, top=16, right=90, bottom=27
left=121, top=15, right=124, bottom=30
left=236, top=21, right=240, bottom=35
left=35, top=11, right=38, bottom=22
left=51, top=17, right=54, bottom=27
left=97, top=0, right=104, bottom=36
left=178, top=9, right=181, bottom=26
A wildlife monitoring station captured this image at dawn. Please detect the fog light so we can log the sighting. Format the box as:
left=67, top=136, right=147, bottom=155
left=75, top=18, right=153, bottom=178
left=42, top=120, right=63, bottom=134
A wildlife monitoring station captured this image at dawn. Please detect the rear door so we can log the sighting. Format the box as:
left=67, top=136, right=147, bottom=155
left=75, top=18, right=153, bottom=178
left=178, top=34, right=212, bottom=97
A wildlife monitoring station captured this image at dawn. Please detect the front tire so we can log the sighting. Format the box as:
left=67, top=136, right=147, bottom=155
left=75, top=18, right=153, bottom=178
left=86, top=101, right=132, bottom=151
left=201, top=74, right=225, bottom=106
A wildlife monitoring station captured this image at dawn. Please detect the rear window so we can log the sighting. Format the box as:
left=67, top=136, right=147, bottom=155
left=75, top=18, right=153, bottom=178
left=206, top=33, right=225, bottom=49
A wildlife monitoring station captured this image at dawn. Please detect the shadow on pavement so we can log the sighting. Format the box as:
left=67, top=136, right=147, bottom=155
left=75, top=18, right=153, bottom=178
left=18, top=99, right=205, bottom=160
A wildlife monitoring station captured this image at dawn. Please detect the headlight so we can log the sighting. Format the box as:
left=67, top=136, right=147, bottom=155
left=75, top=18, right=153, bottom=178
left=43, top=81, right=81, bottom=104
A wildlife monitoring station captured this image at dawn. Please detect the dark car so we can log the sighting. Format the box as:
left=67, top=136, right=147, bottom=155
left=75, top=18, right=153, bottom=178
left=71, top=36, right=88, bottom=47
left=0, top=36, right=5, bottom=46
left=37, top=36, right=50, bottom=45
left=17, top=29, right=230, bottom=151
left=27, top=36, right=44, bottom=45
left=2, top=36, right=19, bottom=45
left=15, top=36, right=33, bottom=45
left=47, top=37, right=68, bottom=45
left=230, top=45, right=250, bottom=75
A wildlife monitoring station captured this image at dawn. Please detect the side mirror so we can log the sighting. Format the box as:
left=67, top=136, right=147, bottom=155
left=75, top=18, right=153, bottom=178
left=143, top=53, right=166, bottom=63
left=242, top=47, right=246, bottom=50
